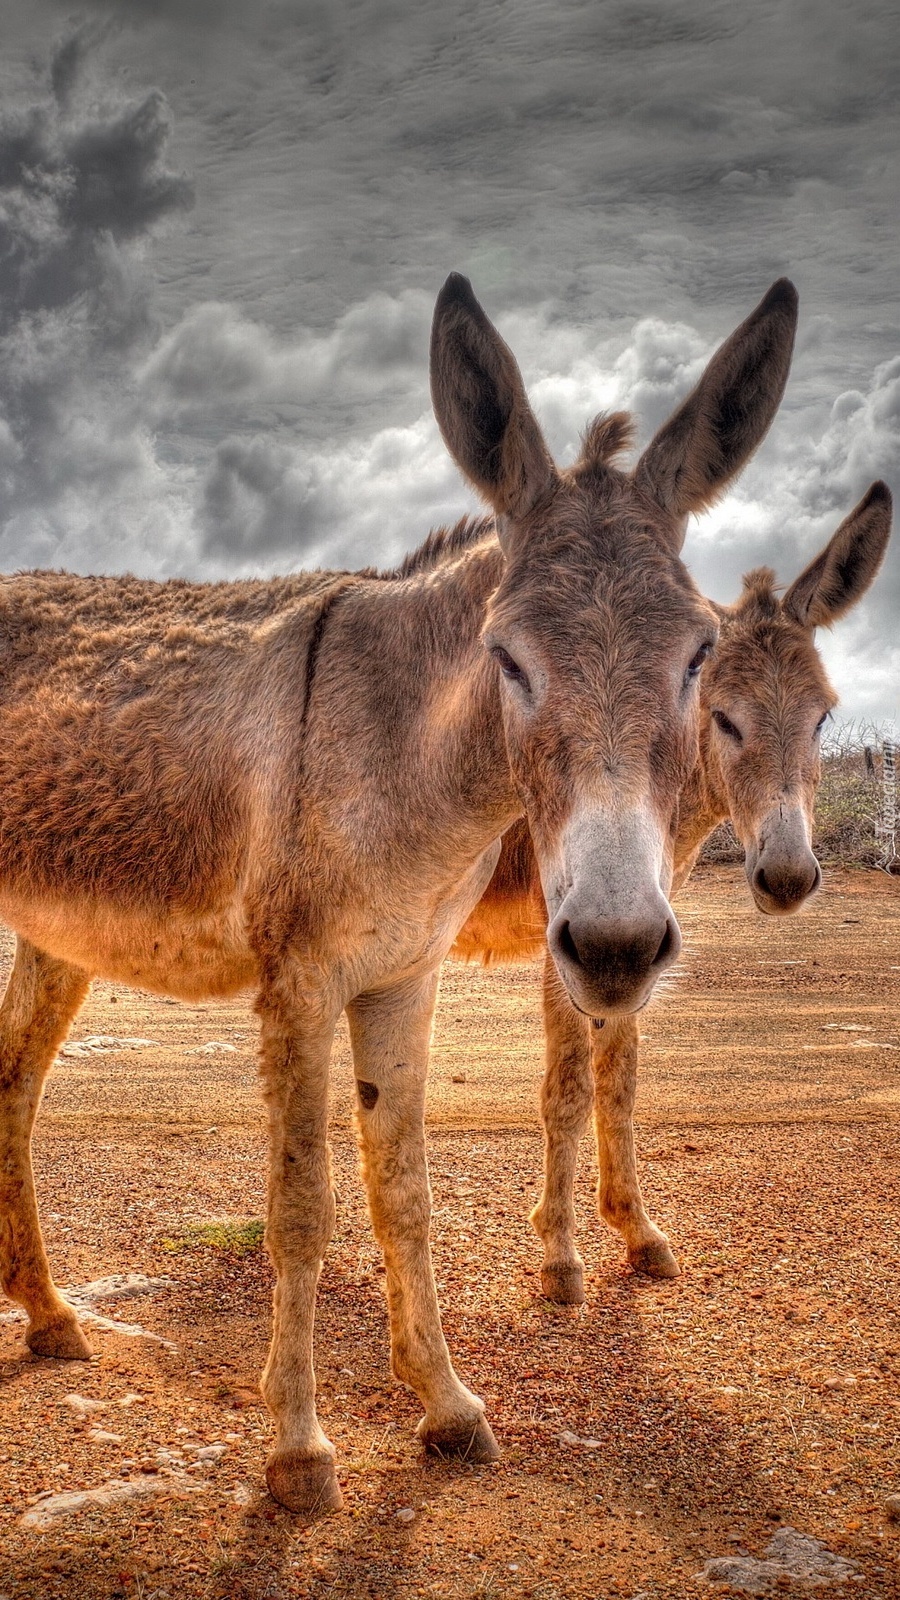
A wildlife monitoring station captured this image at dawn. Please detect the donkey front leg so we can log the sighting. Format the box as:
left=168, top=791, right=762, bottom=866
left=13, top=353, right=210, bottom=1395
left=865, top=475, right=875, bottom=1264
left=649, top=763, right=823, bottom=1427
left=592, top=1015, right=679, bottom=1279
left=530, top=951, right=594, bottom=1304
left=346, top=972, right=499, bottom=1464
left=256, top=981, right=343, bottom=1517
left=0, top=938, right=92, bottom=1358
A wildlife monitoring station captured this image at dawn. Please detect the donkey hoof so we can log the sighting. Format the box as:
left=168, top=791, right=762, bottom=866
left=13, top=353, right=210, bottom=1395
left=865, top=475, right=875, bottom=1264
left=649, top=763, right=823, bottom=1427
left=27, top=1316, right=93, bottom=1361
left=418, top=1413, right=501, bottom=1464
left=540, top=1263, right=586, bottom=1305
left=628, top=1240, right=680, bottom=1280
left=265, top=1449, right=343, bottom=1517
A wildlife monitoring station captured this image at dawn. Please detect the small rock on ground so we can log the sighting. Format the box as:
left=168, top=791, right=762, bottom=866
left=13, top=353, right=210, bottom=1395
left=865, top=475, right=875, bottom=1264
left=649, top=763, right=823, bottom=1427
left=701, top=1526, right=859, bottom=1594
left=62, top=1395, right=105, bottom=1419
left=19, top=1473, right=201, bottom=1530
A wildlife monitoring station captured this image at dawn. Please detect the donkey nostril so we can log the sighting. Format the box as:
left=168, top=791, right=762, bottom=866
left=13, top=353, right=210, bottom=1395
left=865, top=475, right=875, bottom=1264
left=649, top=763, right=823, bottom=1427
left=797, top=859, right=821, bottom=900
left=557, top=919, right=581, bottom=968
left=754, top=858, right=820, bottom=906
left=651, top=920, right=675, bottom=969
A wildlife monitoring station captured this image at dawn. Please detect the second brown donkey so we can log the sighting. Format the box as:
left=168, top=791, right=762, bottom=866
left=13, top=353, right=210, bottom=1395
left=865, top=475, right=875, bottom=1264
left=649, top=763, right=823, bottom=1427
left=0, top=274, right=797, bottom=1514
left=454, top=480, right=892, bottom=1302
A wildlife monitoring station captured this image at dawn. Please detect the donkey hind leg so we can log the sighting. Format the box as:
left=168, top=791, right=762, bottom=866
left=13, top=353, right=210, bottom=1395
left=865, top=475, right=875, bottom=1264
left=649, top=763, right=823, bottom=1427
left=0, top=938, right=92, bottom=1357
left=347, top=972, right=499, bottom=1464
left=592, top=1015, right=679, bottom=1279
left=529, top=951, right=594, bottom=1305
left=256, top=985, right=343, bottom=1518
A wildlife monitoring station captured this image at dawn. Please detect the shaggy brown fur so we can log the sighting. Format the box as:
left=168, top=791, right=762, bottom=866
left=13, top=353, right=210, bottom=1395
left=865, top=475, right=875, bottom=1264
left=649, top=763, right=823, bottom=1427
left=0, top=273, right=799, bottom=1516
left=453, top=482, right=892, bottom=1299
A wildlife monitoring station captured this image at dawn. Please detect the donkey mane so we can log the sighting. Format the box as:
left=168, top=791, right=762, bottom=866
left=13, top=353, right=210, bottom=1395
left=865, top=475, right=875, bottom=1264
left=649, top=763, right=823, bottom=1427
left=393, top=516, right=493, bottom=579
left=575, top=412, right=637, bottom=474
left=736, top=566, right=782, bottom=620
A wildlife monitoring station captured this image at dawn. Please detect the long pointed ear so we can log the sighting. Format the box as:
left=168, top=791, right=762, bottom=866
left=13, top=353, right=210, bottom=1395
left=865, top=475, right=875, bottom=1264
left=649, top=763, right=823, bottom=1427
left=430, top=273, right=557, bottom=533
left=634, top=279, right=798, bottom=547
left=782, top=481, right=893, bottom=628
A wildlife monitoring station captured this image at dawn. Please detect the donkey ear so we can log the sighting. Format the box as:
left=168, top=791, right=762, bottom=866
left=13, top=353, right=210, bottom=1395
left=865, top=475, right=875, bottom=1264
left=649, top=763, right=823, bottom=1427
left=782, top=481, right=893, bottom=628
left=634, top=279, right=798, bottom=547
left=430, top=274, right=556, bottom=530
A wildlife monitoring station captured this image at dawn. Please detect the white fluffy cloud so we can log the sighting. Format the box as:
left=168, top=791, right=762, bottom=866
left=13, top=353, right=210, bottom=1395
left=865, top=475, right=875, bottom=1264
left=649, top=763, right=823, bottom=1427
left=141, top=289, right=430, bottom=418
left=198, top=416, right=476, bottom=571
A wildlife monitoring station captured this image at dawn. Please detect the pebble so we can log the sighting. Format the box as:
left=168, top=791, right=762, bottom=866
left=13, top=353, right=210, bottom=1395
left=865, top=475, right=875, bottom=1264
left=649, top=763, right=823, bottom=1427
left=20, top=1473, right=200, bottom=1530
left=195, top=1444, right=228, bottom=1463
left=59, top=1035, right=158, bottom=1057
left=87, top=1429, right=124, bottom=1445
left=394, top=1507, right=416, bottom=1524
left=885, top=1493, right=900, bottom=1521
left=700, top=1527, right=859, bottom=1593
left=181, top=1441, right=226, bottom=1461
left=62, top=1395, right=105, bottom=1419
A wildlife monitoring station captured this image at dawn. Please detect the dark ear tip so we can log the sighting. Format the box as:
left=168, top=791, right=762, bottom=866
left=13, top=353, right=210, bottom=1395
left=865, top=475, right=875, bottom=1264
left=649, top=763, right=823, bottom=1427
left=435, top=272, right=478, bottom=314
left=864, top=479, right=892, bottom=511
left=759, top=277, right=799, bottom=320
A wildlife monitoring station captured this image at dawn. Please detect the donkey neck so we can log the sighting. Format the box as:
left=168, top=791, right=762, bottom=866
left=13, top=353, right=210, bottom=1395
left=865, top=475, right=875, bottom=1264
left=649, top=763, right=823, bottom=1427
left=671, top=712, right=730, bottom=875
left=309, top=532, right=524, bottom=886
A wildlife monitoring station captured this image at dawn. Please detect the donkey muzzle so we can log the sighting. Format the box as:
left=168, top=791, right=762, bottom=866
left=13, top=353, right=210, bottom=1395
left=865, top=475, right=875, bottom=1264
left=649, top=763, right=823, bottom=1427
left=541, top=801, right=681, bottom=1015
left=745, top=804, right=822, bottom=914
left=547, top=892, right=681, bottom=1016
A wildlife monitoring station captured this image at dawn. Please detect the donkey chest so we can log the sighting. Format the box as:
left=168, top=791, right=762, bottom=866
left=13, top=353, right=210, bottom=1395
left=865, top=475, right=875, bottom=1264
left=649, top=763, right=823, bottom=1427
left=342, top=840, right=505, bottom=993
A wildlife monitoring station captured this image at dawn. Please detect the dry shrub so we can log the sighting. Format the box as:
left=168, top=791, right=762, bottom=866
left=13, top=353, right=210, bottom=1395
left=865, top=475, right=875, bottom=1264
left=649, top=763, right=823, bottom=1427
left=815, top=723, right=897, bottom=871
left=699, top=818, right=743, bottom=865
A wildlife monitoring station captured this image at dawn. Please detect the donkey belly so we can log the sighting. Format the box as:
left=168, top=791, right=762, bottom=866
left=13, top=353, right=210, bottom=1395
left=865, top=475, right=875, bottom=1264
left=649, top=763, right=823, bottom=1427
left=0, top=891, right=259, bottom=1000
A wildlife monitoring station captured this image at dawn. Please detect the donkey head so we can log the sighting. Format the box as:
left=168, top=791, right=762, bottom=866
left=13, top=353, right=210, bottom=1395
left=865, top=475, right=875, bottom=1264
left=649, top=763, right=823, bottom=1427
left=430, top=273, right=797, bottom=1014
left=703, top=481, right=892, bottom=913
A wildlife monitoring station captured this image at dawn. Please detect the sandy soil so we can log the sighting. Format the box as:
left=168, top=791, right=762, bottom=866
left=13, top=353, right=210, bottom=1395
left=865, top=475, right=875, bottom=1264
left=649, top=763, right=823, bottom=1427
left=1, top=865, right=898, bottom=1599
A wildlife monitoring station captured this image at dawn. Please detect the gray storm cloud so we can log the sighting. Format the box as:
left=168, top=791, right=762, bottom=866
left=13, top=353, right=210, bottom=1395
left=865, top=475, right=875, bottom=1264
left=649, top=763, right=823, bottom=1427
left=0, top=8, right=896, bottom=723
left=0, top=27, right=193, bottom=571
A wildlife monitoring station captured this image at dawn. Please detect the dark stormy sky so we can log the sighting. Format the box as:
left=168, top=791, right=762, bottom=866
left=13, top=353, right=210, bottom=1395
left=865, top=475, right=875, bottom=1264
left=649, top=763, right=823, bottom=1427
left=1, top=0, right=897, bottom=724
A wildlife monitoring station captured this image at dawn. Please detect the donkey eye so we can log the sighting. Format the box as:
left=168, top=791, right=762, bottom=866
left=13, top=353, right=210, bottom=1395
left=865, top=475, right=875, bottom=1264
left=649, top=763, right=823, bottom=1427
left=683, top=641, right=713, bottom=687
left=814, top=711, right=830, bottom=737
left=712, top=708, right=743, bottom=743
left=490, top=645, right=530, bottom=692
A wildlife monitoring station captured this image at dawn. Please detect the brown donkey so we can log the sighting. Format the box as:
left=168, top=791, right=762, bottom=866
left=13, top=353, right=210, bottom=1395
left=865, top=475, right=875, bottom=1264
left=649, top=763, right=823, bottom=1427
left=454, top=481, right=892, bottom=1302
left=0, top=274, right=797, bottom=1515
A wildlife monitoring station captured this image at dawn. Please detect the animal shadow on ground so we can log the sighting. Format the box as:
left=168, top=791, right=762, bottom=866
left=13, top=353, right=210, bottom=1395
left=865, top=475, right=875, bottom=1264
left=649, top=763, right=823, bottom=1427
left=214, top=1251, right=789, bottom=1598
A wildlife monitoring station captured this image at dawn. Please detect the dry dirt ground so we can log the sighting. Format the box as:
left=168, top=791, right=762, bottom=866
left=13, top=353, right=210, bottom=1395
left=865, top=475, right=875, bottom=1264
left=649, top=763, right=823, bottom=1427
left=1, top=865, right=899, bottom=1600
